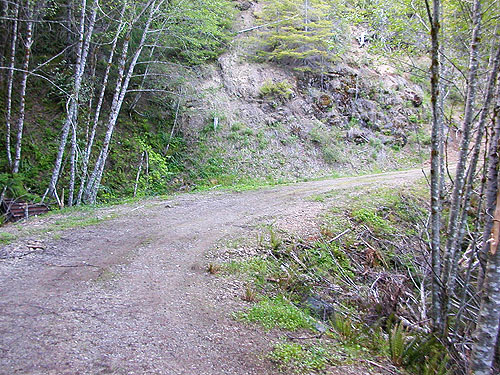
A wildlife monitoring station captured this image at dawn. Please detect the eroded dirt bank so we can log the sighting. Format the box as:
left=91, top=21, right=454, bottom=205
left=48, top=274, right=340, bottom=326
left=0, top=169, right=425, bottom=374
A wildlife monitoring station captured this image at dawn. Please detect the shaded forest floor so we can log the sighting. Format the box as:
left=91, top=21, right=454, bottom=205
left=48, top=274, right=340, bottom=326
left=0, top=168, right=425, bottom=374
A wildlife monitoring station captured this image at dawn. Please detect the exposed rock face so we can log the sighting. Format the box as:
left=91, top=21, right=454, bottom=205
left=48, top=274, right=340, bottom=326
left=296, top=66, right=423, bottom=146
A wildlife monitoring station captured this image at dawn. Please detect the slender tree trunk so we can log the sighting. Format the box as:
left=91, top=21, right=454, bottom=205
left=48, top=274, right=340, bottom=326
left=451, top=44, right=500, bottom=289
left=12, top=4, right=33, bottom=174
left=427, top=0, right=443, bottom=332
left=0, top=0, right=10, bottom=80
left=76, top=4, right=125, bottom=205
left=84, top=32, right=132, bottom=203
left=468, top=185, right=500, bottom=375
left=85, top=0, right=158, bottom=203
left=5, top=1, right=19, bottom=170
left=480, top=77, right=500, bottom=287
left=67, top=122, right=77, bottom=206
left=441, top=0, right=482, bottom=327
left=165, top=95, right=181, bottom=154
left=133, top=151, right=145, bottom=197
left=44, top=0, right=97, bottom=201
left=128, top=18, right=165, bottom=113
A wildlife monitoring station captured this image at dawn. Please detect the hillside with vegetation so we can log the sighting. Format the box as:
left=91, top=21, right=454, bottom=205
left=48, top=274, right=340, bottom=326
left=1, top=1, right=500, bottom=375
left=0, top=0, right=433, bottom=205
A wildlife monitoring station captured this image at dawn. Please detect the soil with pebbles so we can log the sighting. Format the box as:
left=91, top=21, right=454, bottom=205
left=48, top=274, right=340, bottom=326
left=0, top=169, right=424, bottom=374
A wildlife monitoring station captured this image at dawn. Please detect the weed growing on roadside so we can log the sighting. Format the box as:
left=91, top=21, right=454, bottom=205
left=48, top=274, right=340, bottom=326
left=242, top=286, right=258, bottom=302
left=269, top=227, right=282, bottom=250
left=51, top=216, right=107, bottom=231
left=207, top=263, right=222, bottom=274
left=237, top=295, right=312, bottom=330
left=270, top=341, right=330, bottom=374
left=224, top=257, right=281, bottom=284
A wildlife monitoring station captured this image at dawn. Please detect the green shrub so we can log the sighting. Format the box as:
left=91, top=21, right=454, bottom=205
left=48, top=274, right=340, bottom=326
left=322, top=145, right=342, bottom=164
left=332, top=314, right=359, bottom=343
left=389, top=323, right=407, bottom=366
left=352, top=208, right=393, bottom=234
left=409, top=129, right=431, bottom=146
left=259, top=80, right=294, bottom=100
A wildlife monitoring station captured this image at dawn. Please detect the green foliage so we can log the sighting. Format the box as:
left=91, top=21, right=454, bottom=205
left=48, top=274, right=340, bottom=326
left=322, top=145, right=342, bottom=164
left=0, top=174, right=29, bottom=199
left=259, top=80, right=294, bottom=100
left=388, top=323, right=407, bottom=366
left=270, top=341, right=330, bottom=373
left=269, top=227, right=283, bottom=250
left=348, top=0, right=427, bottom=55
left=332, top=315, right=359, bottom=343
left=238, top=295, right=312, bottom=330
left=352, top=207, right=393, bottom=234
left=164, top=0, right=235, bottom=65
left=309, top=123, right=345, bottom=165
left=308, top=241, right=354, bottom=279
left=384, top=323, right=452, bottom=374
left=49, top=215, right=110, bottom=231
left=409, top=128, right=432, bottom=146
left=254, top=0, right=350, bottom=70
left=131, top=141, right=174, bottom=197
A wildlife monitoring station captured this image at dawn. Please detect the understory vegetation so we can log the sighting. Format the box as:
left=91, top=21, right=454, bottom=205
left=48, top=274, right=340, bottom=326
left=211, top=181, right=486, bottom=374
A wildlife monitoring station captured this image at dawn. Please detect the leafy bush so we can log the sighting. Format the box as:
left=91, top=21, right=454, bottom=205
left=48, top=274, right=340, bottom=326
left=259, top=80, right=294, bottom=100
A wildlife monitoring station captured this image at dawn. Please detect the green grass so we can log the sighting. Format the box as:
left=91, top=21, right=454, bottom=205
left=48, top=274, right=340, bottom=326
left=259, top=80, right=293, bottom=100
left=48, top=215, right=112, bottom=231
left=237, top=295, right=313, bottom=330
left=0, top=232, right=16, bottom=245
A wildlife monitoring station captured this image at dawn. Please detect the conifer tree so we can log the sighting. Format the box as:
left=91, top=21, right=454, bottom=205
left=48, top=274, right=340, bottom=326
left=255, top=0, right=348, bottom=72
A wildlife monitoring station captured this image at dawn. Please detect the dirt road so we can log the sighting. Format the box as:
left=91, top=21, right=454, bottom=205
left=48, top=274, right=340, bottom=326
left=0, top=169, right=425, bottom=374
